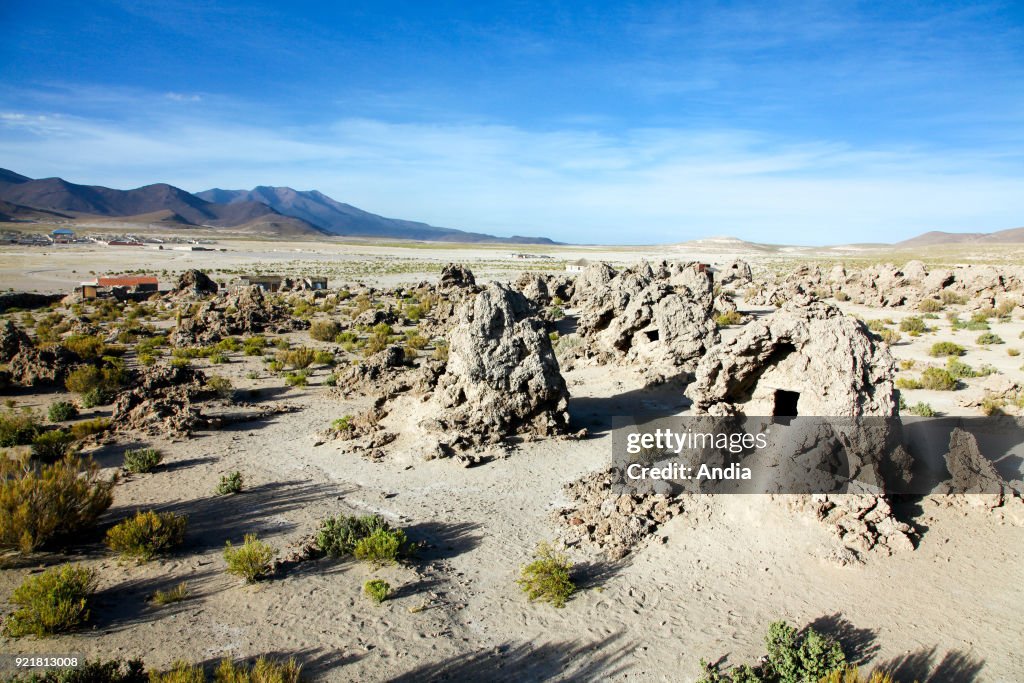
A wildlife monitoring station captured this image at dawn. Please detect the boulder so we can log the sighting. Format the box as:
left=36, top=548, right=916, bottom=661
left=173, top=269, right=219, bottom=297
left=426, top=283, right=570, bottom=447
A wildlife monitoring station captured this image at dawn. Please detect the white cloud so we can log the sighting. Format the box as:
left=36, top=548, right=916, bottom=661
left=0, top=106, right=1022, bottom=244
left=165, top=92, right=202, bottom=102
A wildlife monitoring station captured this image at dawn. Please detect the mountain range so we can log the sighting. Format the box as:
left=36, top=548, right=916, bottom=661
left=0, top=168, right=555, bottom=244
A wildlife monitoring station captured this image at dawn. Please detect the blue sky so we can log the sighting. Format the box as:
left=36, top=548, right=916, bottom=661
left=1, top=1, right=1022, bottom=244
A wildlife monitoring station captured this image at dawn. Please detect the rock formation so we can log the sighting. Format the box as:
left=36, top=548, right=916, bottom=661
left=426, top=282, right=570, bottom=448
left=172, top=269, right=219, bottom=297
left=569, top=260, right=718, bottom=377
left=170, top=285, right=308, bottom=346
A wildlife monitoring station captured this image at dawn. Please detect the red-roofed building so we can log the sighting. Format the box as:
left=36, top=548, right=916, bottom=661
left=79, top=275, right=159, bottom=299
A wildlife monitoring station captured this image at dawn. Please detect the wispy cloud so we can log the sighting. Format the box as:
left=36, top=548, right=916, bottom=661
left=0, top=97, right=1021, bottom=244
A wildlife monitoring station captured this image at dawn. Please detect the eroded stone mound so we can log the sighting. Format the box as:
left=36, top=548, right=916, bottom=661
left=426, top=282, right=570, bottom=447
left=719, top=259, right=753, bottom=286
left=438, top=263, right=477, bottom=290
left=687, top=297, right=896, bottom=417
left=173, top=269, right=219, bottom=297
left=570, top=260, right=718, bottom=377
left=171, top=285, right=308, bottom=346
left=556, top=469, right=685, bottom=560
left=112, top=364, right=208, bottom=437
left=936, top=428, right=1024, bottom=522
left=0, top=320, right=78, bottom=387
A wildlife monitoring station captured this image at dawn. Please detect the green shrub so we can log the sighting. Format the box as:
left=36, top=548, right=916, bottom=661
left=977, top=332, right=1004, bottom=345
left=31, top=429, right=77, bottom=463
left=309, top=320, right=341, bottom=342
left=981, top=395, right=1005, bottom=416
left=279, top=347, right=316, bottom=370
left=243, top=336, right=267, bottom=356
left=920, top=367, right=957, bottom=391
left=48, top=401, right=79, bottom=423
left=216, top=471, right=243, bottom=495
left=80, top=386, right=115, bottom=408
left=105, top=510, right=187, bottom=561
left=432, top=342, right=449, bottom=362
left=895, top=377, right=922, bottom=390
left=353, top=527, right=407, bottom=565
left=65, top=365, right=103, bottom=394
left=223, top=534, right=276, bottom=583
left=149, top=662, right=204, bottom=683
left=404, top=331, right=428, bottom=350
left=865, top=320, right=887, bottom=332
left=285, top=370, right=309, bottom=387
left=715, top=310, right=743, bottom=327
left=63, top=334, right=106, bottom=360
left=0, top=408, right=42, bottom=447
left=0, top=454, right=114, bottom=552
left=169, top=356, right=192, bottom=369
left=995, top=300, right=1016, bottom=318
left=332, top=416, right=353, bottom=432
left=324, top=373, right=338, bottom=387
left=517, top=542, right=575, bottom=608
left=208, top=353, right=228, bottom=365
left=2, top=564, right=97, bottom=637
left=697, top=620, right=847, bottom=683
left=315, top=513, right=392, bottom=557
left=929, top=341, right=965, bottom=357
left=899, top=316, right=927, bottom=334
left=940, top=290, right=966, bottom=305
left=1008, top=348, right=1020, bottom=357
left=819, top=666, right=895, bottom=683
left=334, top=331, right=359, bottom=345
left=874, top=329, right=900, bottom=345
left=834, top=291, right=850, bottom=302
left=364, top=579, right=391, bottom=604
left=206, top=375, right=234, bottom=399
left=918, top=298, right=943, bottom=312
left=548, top=305, right=565, bottom=320
left=123, top=447, right=162, bottom=474
left=211, top=657, right=302, bottom=683
left=151, top=582, right=189, bottom=607
left=70, top=417, right=111, bottom=439
left=905, top=402, right=936, bottom=417
left=762, top=620, right=846, bottom=683
left=313, top=350, right=334, bottom=366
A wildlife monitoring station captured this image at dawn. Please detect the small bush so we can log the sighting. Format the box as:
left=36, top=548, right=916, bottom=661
left=920, top=367, right=957, bottom=391
left=547, top=305, right=565, bottom=320
left=995, top=300, right=1016, bottom=319
left=149, top=663, right=204, bottom=683
left=865, top=320, right=886, bottom=332
left=1, top=454, right=114, bottom=552
left=940, top=290, right=966, bottom=305
left=10, top=658, right=148, bottom=682
left=313, top=350, right=335, bottom=366
left=63, top=334, right=106, bottom=360
left=80, top=386, right=115, bottom=408
left=285, top=370, right=309, bottom=387
left=48, top=401, right=79, bottom=423
left=211, top=657, right=301, bottom=683
left=834, top=291, right=850, bottom=302
left=517, top=542, right=575, bottom=608
left=310, top=320, right=341, bottom=342
left=0, top=409, right=42, bottom=447
left=71, top=417, right=111, bottom=439
left=918, top=298, right=943, bottom=312
left=981, top=395, right=1005, bottom=416
left=151, top=582, right=189, bottom=606
left=977, top=332, right=1004, bottom=345
left=105, top=510, right=187, bottom=561
left=819, top=666, right=895, bottom=683
left=905, top=402, right=935, bottom=417
left=353, top=527, right=408, bottom=565
left=331, top=416, right=353, bottom=432
left=281, top=347, right=316, bottom=370
left=874, top=328, right=900, bottom=345
left=895, top=377, right=921, bottom=390
left=1008, top=348, right=1020, bottom=357
left=65, top=365, right=103, bottom=394
left=216, top=471, right=243, bottom=495
left=315, top=514, right=391, bottom=557
left=2, top=564, right=97, bottom=637
left=223, top=534, right=276, bottom=583
left=715, top=311, right=743, bottom=327
left=123, top=447, right=162, bottom=474
left=206, top=375, right=234, bottom=399
left=208, top=353, right=228, bottom=365
left=432, top=342, right=449, bottom=362
left=899, top=317, right=927, bottom=334
left=364, top=579, right=391, bottom=604
left=32, top=429, right=77, bottom=463
left=929, top=341, right=965, bottom=357
left=763, top=620, right=846, bottom=682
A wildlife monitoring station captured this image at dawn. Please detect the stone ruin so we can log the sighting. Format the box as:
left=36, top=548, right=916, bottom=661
left=423, top=282, right=572, bottom=451
left=0, top=320, right=78, bottom=387
left=567, top=260, right=719, bottom=378
left=685, top=297, right=917, bottom=558
left=171, top=285, right=309, bottom=346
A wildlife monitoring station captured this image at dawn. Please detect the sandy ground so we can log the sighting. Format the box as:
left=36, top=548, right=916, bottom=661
left=1, top=244, right=1022, bottom=682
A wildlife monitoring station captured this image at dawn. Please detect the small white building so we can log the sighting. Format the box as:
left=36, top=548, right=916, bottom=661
left=566, top=258, right=590, bottom=273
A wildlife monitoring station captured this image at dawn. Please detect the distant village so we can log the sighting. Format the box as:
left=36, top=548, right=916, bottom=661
left=1, top=227, right=221, bottom=249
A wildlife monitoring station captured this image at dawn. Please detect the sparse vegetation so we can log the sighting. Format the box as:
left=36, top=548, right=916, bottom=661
left=905, top=401, right=936, bottom=417
left=929, top=341, right=965, bottom=357
left=2, top=564, right=97, bottom=637
left=310, top=320, right=341, bottom=341
left=976, top=332, right=1004, bottom=345
left=223, top=533, right=276, bottom=583
left=105, top=510, right=187, bottom=561
left=151, top=582, right=189, bottom=606
left=123, top=447, right=162, bottom=474
left=1, top=453, right=114, bottom=552
left=206, top=375, right=234, bottom=399
left=0, top=408, right=42, bottom=447
left=316, top=513, right=394, bottom=557
left=517, top=542, right=575, bottom=608
left=70, top=417, right=111, bottom=439
left=216, top=471, right=244, bottom=495
left=696, top=620, right=846, bottom=683
left=898, top=316, right=927, bottom=334
left=918, top=298, right=943, bottom=312
left=364, top=579, right=391, bottom=604
left=715, top=310, right=743, bottom=327
left=353, top=527, right=408, bottom=565
left=47, top=401, right=79, bottom=423
left=31, top=429, right=77, bottom=463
